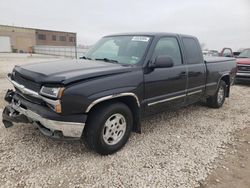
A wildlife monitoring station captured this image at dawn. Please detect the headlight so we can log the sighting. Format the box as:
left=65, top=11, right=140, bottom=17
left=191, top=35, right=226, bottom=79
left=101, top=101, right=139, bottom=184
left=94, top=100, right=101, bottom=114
left=40, top=86, right=64, bottom=99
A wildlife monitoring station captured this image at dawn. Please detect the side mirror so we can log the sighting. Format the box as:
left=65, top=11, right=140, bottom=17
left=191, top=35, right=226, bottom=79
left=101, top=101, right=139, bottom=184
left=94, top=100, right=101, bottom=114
left=150, top=55, right=174, bottom=68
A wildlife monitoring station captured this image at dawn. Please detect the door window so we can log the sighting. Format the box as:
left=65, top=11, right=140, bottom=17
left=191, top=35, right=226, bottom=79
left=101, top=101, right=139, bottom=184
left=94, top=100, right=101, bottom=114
left=152, top=37, right=182, bottom=66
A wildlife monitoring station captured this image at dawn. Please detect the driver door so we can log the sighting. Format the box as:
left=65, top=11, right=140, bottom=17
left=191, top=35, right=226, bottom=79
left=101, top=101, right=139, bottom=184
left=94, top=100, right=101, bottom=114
left=144, top=36, right=187, bottom=115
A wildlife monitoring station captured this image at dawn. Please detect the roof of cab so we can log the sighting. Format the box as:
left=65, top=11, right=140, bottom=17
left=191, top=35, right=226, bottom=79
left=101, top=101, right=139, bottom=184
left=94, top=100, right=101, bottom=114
left=104, top=32, right=196, bottom=38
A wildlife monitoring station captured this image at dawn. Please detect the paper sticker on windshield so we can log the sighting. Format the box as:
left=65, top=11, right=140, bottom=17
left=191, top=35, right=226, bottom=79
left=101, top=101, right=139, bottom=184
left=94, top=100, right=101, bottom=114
left=132, top=36, right=150, bottom=42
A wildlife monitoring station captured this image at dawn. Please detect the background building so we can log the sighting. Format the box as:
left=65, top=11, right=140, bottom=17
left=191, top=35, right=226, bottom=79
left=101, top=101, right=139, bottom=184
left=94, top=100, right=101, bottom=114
left=35, top=29, right=76, bottom=47
left=0, top=25, right=77, bottom=55
left=0, top=25, right=36, bottom=53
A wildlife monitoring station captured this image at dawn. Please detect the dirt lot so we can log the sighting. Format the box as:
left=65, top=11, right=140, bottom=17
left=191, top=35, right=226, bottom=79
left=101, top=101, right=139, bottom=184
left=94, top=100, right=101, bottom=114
left=200, top=126, right=250, bottom=188
left=0, top=53, right=249, bottom=188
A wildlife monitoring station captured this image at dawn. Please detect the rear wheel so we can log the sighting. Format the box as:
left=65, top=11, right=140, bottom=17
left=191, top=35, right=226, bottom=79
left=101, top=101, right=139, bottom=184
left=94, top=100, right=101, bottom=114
left=83, top=102, right=133, bottom=155
left=206, top=80, right=226, bottom=108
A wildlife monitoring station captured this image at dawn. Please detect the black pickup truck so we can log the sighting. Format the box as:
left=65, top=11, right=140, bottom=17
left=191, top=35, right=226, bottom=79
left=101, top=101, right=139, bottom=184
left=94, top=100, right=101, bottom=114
left=2, top=33, right=236, bottom=155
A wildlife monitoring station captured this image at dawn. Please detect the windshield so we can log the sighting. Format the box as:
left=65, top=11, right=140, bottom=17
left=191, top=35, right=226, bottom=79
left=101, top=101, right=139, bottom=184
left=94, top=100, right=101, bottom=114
left=238, top=49, right=250, bottom=58
left=84, top=35, right=151, bottom=65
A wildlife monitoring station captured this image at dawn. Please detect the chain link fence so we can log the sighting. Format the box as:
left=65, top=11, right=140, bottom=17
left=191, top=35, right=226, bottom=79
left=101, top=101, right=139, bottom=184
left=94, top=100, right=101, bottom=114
left=33, top=45, right=89, bottom=58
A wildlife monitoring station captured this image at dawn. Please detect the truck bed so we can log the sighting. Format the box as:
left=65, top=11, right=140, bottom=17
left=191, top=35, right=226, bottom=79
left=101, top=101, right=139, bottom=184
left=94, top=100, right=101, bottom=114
left=204, top=56, right=237, bottom=97
left=204, top=56, right=236, bottom=63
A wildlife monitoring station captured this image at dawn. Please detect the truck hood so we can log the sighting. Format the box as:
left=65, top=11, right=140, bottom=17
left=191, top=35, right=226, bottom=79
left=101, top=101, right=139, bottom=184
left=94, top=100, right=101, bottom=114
left=236, top=58, right=250, bottom=65
left=13, top=59, right=134, bottom=85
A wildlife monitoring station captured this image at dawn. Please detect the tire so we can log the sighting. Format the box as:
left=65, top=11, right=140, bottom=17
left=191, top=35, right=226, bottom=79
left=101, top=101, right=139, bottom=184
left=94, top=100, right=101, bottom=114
left=83, top=102, right=133, bottom=155
left=206, top=80, right=227, bottom=108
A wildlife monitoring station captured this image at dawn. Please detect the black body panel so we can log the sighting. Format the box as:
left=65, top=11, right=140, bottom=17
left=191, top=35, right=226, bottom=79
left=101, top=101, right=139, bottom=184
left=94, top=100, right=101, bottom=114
left=4, top=32, right=237, bottom=127
left=13, top=60, right=135, bottom=85
left=144, top=65, right=187, bottom=115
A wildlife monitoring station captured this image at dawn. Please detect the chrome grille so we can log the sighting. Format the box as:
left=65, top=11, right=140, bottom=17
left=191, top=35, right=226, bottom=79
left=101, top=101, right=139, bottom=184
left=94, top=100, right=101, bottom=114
left=13, top=72, right=41, bottom=92
left=238, top=65, right=250, bottom=72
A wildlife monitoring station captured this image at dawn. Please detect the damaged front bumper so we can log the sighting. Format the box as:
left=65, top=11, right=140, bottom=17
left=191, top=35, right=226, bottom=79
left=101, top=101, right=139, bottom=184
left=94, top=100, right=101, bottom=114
left=2, top=90, right=86, bottom=140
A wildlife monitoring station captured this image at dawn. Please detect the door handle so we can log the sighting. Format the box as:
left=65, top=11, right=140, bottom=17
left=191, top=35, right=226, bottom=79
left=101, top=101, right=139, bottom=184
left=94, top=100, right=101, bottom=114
left=180, top=72, right=186, bottom=77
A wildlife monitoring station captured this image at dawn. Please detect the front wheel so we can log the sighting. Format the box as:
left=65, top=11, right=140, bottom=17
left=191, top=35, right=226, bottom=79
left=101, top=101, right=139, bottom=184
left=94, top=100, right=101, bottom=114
left=83, top=102, right=133, bottom=155
left=206, top=80, right=227, bottom=108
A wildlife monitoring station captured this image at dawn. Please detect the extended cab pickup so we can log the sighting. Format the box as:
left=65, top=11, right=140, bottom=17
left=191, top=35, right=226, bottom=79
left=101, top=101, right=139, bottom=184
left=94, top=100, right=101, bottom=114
left=2, top=33, right=237, bottom=155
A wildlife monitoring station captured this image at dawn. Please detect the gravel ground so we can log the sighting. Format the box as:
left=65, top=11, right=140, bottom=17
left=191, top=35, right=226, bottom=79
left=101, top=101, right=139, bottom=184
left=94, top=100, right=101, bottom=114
left=0, top=54, right=249, bottom=187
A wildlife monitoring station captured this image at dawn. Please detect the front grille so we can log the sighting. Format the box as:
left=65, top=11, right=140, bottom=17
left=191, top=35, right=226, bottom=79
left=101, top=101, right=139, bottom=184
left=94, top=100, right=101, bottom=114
left=16, top=89, right=44, bottom=105
left=238, top=65, right=250, bottom=72
left=13, top=72, right=41, bottom=92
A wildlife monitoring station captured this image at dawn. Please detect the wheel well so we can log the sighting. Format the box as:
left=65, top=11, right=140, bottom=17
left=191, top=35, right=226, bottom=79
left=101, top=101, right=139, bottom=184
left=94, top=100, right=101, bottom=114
left=87, top=96, right=141, bottom=133
left=221, top=75, right=230, bottom=97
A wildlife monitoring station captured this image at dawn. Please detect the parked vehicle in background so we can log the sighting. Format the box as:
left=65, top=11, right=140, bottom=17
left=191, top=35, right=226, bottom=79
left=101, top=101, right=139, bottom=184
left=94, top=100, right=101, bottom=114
left=202, top=50, right=219, bottom=57
left=220, top=48, right=234, bottom=57
left=203, top=48, right=243, bottom=59
left=236, top=48, right=250, bottom=81
left=2, top=33, right=237, bottom=155
left=233, top=51, right=241, bottom=57
left=209, top=50, right=219, bottom=56
left=218, top=48, right=243, bottom=58
left=202, top=50, right=209, bottom=56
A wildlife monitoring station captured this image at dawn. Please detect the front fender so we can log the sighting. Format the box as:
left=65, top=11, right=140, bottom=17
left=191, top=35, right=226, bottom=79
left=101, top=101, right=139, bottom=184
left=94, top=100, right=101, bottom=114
left=61, top=69, right=143, bottom=115
left=85, top=87, right=141, bottom=113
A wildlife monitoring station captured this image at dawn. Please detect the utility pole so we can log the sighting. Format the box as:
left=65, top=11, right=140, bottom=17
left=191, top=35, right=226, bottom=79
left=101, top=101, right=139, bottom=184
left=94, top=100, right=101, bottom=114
left=75, top=33, right=77, bottom=59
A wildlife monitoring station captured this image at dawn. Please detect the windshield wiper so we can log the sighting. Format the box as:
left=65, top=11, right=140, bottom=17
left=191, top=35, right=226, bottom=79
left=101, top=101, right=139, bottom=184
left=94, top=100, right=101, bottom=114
left=95, top=58, right=119, bottom=64
left=80, top=56, right=92, bottom=60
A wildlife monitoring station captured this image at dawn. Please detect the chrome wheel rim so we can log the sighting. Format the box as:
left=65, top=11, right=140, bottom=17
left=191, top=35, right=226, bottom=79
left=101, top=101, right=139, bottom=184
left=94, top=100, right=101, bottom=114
left=102, top=113, right=127, bottom=145
left=217, top=86, right=224, bottom=104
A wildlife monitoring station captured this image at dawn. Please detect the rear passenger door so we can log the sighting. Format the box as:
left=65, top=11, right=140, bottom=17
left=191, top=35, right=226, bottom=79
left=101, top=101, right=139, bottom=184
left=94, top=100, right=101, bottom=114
left=144, top=36, right=187, bottom=114
left=182, top=37, right=206, bottom=104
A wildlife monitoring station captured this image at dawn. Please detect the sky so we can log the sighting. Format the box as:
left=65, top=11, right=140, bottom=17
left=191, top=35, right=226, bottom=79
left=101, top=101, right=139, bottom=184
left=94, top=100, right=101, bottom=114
left=0, top=0, right=249, bottom=51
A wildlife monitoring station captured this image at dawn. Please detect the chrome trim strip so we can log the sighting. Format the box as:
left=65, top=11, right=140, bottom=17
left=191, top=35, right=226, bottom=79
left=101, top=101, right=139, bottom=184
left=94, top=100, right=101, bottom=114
left=8, top=77, right=40, bottom=97
left=148, top=89, right=203, bottom=106
left=205, top=82, right=217, bottom=87
left=237, top=64, right=250, bottom=67
left=236, top=72, right=250, bottom=76
left=10, top=102, right=85, bottom=138
left=148, top=94, right=186, bottom=106
left=187, top=90, right=202, bottom=96
left=7, top=77, right=60, bottom=106
left=86, top=92, right=140, bottom=113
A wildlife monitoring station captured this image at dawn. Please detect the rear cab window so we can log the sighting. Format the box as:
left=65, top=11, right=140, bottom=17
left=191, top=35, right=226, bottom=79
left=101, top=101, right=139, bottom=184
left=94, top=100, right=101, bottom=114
left=182, top=37, right=203, bottom=64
